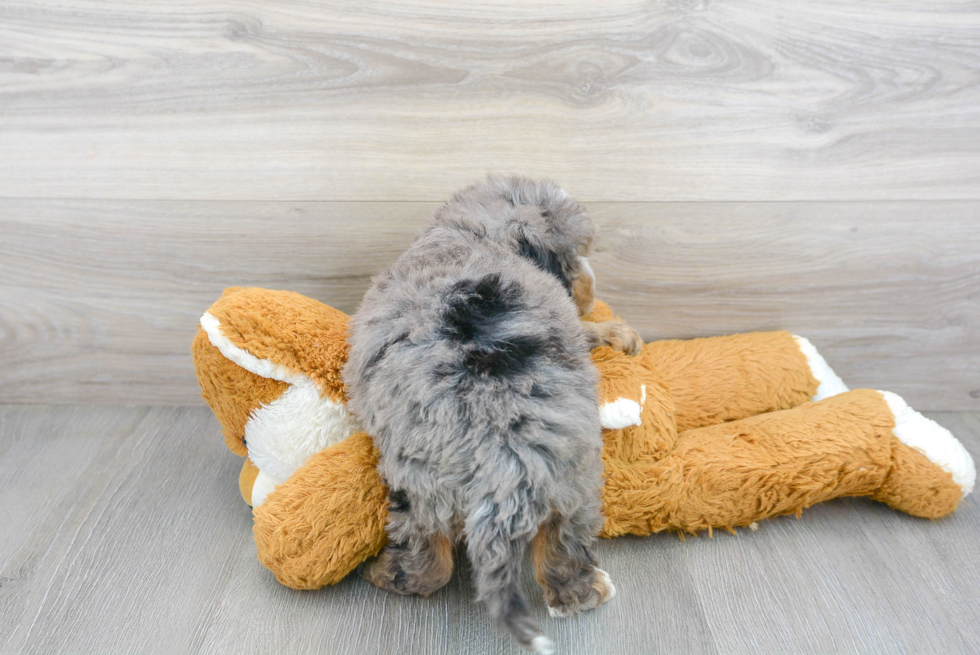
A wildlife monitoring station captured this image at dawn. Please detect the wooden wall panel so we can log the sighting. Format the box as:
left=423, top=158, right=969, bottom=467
left=1, top=199, right=977, bottom=409
left=0, top=1, right=978, bottom=201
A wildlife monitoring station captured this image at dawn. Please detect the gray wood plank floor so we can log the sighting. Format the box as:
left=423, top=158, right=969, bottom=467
left=1, top=405, right=977, bottom=654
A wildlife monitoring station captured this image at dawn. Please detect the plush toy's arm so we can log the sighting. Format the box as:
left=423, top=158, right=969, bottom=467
left=584, top=300, right=844, bottom=433
left=252, top=432, right=388, bottom=590
left=600, top=389, right=974, bottom=538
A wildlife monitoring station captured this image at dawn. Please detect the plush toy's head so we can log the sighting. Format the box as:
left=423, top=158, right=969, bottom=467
left=192, top=287, right=361, bottom=506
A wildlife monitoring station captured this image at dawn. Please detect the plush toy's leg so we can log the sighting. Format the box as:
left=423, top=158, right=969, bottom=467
left=642, top=331, right=845, bottom=431
left=600, top=389, right=975, bottom=538
left=252, top=432, right=389, bottom=590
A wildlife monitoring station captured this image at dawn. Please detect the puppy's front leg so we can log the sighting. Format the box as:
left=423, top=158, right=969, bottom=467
left=581, top=320, right=643, bottom=356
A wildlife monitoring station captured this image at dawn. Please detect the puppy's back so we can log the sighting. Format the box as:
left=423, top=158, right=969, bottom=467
left=344, top=180, right=603, bottom=652
left=345, top=243, right=601, bottom=504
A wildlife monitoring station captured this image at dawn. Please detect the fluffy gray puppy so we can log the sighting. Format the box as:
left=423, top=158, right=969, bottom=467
left=344, top=176, right=635, bottom=653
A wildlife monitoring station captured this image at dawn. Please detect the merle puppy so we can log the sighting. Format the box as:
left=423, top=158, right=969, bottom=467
left=343, top=175, right=641, bottom=653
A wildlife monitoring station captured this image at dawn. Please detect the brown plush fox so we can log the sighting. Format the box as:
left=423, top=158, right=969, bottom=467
left=193, top=287, right=974, bottom=590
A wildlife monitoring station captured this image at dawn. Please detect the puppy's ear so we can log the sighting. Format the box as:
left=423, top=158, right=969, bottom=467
left=515, top=232, right=573, bottom=294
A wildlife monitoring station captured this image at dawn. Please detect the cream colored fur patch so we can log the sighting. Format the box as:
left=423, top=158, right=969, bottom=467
left=599, top=385, right=646, bottom=430
left=251, top=469, right=278, bottom=507
left=201, top=311, right=361, bottom=485
left=794, top=335, right=849, bottom=400
left=879, top=391, right=975, bottom=495
left=244, top=378, right=361, bottom=484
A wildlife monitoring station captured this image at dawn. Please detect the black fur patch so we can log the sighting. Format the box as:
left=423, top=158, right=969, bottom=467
left=442, top=274, right=550, bottom=377
left=462, top=336, right=545, bottom=377
left=503, top=592, right=530, bottom=622
left=442, top=274, right=518, bottom=341
left=516, top=236, right=572, bottom=294
left=388, top=489, right=411, bottom=512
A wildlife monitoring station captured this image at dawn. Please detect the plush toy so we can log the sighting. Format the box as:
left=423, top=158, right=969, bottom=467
left=193, top=287, right=975, bottom=591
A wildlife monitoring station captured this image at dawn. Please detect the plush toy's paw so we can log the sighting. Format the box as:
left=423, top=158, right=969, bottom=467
left=252, top=433, right=389, bottom=590
left=793, top=335, right=849, bottom=400
left=880, top=391, right=975, bottom=496
left=585, top=321, right=643, bottom=356
left=872, top=391, right=975, bottom=518
left=545, top=567, right=617, bottom=618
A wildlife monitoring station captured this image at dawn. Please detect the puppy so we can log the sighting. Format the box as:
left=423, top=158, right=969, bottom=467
left=343, top=175, right=642, bottom=652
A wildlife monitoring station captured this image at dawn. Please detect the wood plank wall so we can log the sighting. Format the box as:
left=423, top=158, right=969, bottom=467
left=1, top=1, right=978, bottom=408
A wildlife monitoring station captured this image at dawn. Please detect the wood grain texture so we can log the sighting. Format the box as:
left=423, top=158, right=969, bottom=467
left=1, top=199, right=977, bottom=409
left=1, top=1, right=978, bottom=201
left=0, top=405, right=977, bottom=654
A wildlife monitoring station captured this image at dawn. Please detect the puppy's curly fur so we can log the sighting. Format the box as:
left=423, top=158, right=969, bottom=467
left=344, top=176, right=626, bottom=652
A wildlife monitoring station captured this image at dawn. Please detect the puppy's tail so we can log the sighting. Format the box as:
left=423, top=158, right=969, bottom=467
left=465, top=494, right=553, bottom=654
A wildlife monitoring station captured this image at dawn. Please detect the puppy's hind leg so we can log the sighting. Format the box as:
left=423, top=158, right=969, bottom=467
left=465, top=493, right=553, bottom=653
left=360, top=489, right=454, bottom=597
left=532, top=507, right=616, bottom=618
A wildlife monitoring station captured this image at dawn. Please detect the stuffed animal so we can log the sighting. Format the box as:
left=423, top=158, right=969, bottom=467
left=193, top=287, right=975, bottom=590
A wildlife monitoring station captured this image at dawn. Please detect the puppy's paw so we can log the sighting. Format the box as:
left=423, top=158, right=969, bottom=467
left=593, top=568, right=617, bottom=603
left=546, top=567, right=617, bottom=618
left=359, top=550, right=412, bottom=595
left=359, top=539, right=454, bottom=597
left=587, top=321, right=643, bottom=356
left=611, top=323, right=643, bottom=356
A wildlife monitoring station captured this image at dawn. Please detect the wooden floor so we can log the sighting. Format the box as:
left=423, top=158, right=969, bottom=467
left=0, top=405, right=978, bottom=655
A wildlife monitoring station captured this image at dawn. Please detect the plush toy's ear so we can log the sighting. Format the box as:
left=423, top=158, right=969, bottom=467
left=199, top=287, right=351, bottom=402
